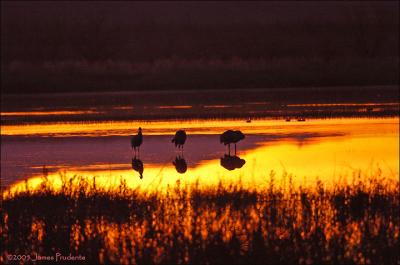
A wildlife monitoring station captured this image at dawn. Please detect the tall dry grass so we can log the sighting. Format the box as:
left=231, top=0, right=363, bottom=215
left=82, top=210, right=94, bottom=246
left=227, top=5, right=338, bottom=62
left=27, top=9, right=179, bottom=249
left=1, top=172, right=399, bottom=264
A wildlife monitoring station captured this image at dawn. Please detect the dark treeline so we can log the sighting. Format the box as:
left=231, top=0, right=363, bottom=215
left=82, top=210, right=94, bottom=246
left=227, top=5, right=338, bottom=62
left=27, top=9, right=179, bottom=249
left=1, top=2, right=399, bottom=94
left=2, top=8, right=398, bottom=62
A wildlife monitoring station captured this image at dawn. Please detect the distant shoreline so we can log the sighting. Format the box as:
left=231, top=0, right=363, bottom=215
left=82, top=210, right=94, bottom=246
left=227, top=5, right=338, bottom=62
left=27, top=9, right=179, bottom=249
left=1, top=85, right=398, bottom=124
left=2, top=84, right=399, bottom=97
left=2, top=56, right=398, bottom=95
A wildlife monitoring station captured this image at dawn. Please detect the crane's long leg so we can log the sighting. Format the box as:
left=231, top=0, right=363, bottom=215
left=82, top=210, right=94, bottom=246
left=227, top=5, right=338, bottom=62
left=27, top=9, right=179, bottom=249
left=228, top=144, right=231, bottom=156
left=235, top=144, right=237, bottom=155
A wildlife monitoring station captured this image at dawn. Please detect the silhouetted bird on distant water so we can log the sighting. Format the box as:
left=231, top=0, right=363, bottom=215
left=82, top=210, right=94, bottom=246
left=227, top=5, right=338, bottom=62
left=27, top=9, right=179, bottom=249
left=220, top=130, right=245, bottom=155
left=172, top=130, right=187, bottom=149
left=131, top=127, right=143, bottom=155
left=132, top=157, right=144, bottom=179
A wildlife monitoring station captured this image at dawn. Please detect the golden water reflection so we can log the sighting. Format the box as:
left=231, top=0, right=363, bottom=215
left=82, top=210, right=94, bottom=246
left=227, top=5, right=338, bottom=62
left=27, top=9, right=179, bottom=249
left=1, top=110, right=101, bottom=116
left=5, top=119, right=398, bottom=197
left=2, top=117, right=398, bottom=137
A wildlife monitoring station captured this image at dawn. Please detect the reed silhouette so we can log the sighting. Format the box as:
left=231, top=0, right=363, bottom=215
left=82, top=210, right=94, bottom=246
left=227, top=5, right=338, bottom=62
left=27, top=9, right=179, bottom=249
left=220, top=130, right=245, bottom=155
left=130, top=127, right=143, bottom=156
left=220, top=154, right=246, bottom=171
left=2, top=171, right=398, bottom=265
left=172, top=155, right=187, bottom=174
left=131, top=156, right=144, bottom=179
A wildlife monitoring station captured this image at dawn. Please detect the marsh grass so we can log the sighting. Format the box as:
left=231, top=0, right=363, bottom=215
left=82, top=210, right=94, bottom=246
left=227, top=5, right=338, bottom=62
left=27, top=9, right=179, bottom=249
left=1, top=173, right=399, bottom=264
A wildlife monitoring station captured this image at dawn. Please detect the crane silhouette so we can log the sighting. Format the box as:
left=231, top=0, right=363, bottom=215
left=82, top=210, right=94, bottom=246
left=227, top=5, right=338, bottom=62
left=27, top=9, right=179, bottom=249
left=220, top=130, right=245, bottom=155
left=172, top=130, right=187, bottom=150
left=131, top=127, right=143, bottom=156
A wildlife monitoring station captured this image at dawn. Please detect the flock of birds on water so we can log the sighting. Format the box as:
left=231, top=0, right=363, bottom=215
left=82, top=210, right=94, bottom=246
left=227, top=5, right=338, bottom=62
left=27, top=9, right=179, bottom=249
left=130, top=127, right=246, bottom=179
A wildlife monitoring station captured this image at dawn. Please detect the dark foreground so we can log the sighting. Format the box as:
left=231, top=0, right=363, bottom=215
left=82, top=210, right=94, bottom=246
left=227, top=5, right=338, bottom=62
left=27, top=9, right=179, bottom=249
left=1, top=174, right=399, bottom=264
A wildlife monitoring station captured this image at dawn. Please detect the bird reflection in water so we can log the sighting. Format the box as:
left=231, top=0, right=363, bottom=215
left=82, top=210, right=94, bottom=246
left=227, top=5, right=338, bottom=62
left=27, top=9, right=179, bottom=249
left=131, top=156, right=144, bottom=179
left=220, top=154, right=246, bottom=171
left=173, top=155, right=187, bottom=174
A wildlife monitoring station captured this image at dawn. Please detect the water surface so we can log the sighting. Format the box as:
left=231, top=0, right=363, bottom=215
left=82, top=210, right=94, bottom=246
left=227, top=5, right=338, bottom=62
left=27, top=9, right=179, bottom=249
left=2, top=118, right=398, bottom=194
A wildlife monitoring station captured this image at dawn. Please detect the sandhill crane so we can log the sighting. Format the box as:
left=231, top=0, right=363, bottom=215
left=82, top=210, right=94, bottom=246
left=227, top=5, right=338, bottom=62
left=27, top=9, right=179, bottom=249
left=220, top=154, right=246, bottom=171
left=220, top=130, right=245, bottom=155
left=131, top=127, right=143, bottom=155
left=172, top=130, right=187, bottom=150
left=132, top=157, right=144, bottom=179
left=173, top=155, right=187, bottom=174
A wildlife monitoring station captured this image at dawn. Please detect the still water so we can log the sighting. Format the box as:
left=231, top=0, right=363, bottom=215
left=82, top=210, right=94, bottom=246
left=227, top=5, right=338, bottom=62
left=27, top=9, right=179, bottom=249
left=1, top=117, right=398, bottom=194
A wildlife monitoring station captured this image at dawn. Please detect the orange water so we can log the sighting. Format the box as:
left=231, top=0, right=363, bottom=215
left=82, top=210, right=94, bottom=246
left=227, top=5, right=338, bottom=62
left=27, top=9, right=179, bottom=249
left=3, top=118, right=398, bottom=196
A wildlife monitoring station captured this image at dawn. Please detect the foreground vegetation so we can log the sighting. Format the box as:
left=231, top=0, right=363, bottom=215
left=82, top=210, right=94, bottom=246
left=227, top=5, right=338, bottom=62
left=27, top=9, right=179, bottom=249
left=1, top=174, right=399, bottom=264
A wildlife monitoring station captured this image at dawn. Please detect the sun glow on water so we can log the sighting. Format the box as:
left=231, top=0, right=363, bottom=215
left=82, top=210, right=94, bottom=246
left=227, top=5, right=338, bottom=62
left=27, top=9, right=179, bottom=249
left=4, top=121, right=398, bottom=198
left=1, top=117, right=398, bottom=137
